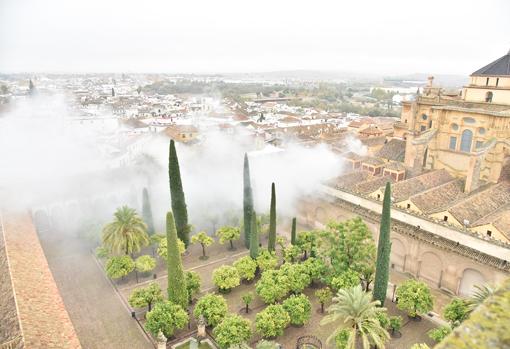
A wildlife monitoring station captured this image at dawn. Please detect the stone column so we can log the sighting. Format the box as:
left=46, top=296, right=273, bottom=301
left=157, top=330, right=167, bottom=349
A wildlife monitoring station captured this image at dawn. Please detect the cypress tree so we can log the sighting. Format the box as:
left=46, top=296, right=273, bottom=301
left=166, top=211, right=188, bottom=309
left=243, top=153, right=254, bottom=248
left=249, top=210, right=259, bottom=259
left=169, top=140, right=190, bottom=247
left=142, top=187, right=155, bottom=236
left=373, top=182, right=392, bottom=306
left=291, top=217, right=297, bottom=245
left=268, top=182, right=276, bottom=252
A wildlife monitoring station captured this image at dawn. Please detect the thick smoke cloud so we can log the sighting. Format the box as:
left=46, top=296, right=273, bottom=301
left=0, top=95, right=350, bottom=236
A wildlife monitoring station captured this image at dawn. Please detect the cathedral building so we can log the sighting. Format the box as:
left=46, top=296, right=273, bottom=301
left=396, top=50, right=510, bottom=193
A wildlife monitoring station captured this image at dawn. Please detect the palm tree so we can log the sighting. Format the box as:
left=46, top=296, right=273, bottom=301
left=320, top=285, right=390, bottom=349
left=467, top=284, right=495, bottom=311
left=102, top=206, right=149, bottom=255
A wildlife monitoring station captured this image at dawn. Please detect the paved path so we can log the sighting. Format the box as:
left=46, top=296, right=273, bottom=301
left=37, top=226, right=153, bottom=349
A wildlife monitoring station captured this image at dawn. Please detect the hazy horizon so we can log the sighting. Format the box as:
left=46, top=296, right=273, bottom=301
left=1, top=0, right=509, bottom=76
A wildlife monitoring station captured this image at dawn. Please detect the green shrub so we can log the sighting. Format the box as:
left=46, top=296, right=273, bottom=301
left=282, top=294, right=312, bottom=326
left=256, top=250, right=278, bottom=271
left=145, top=301, right=188, bottom=338
left=213, top=314, right=252, bottom=349
left=233, top=256, right=257, bottom=281
left=279, top=263, right=311, bottom=293
left=256, top=270, right=289, bottom=304
left=396, top=279, right=434, bottom=317
left=428, top=326, right=452, bottom=342
left=330, top=269, right=360, bottom=291
left=106, top=255, right=134, bottom=279
left=185, top=271, right=201, bottom=303
left=128, top=282, right=163, bottom=311
left=389, top=315, right=403, bottom=333
left=443, top=298, right=469, bottom=327
left=255, top=304, right=290, bottom=338
left=193, top=294, right=228, bottom=327
left=213, top=265, right=241, bottom=292
left=157, top=237, right=185, bottom=260
left=135, top=255, right=156, bottom=273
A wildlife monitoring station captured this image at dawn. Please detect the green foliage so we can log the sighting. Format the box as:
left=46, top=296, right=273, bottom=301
left=279, top=263, right=311, bottom=294
left=213, top=265, right=241, bottom=292
left=335, top=329, right=350, bottom=349
left=376, top=311, right=390, bottom=329
left=95, top=245, right=109, bottom=258
left=193, top=293, right=228, bottom=327
left=166, top=211, right=188, bottom=309
left=256, top=270, right=289, bottom=304
left=128, top=282, right=163, bottom=311
left=142, top=188, right=155, bottom=235
left=296, top=231, right=317, bottom=258
left=102, top=206, right=149, bottom=255
left=291, top=217, right=297, bottom=245
left=318, top=218, right=376, bottom=283
left=467, top=284, right=495, bottom=311
left=233, top=256, right=257, bottom=281
left=106, top=255, right=134, bottom=279
left=213, top=314, right=252, bottom=349
left=320, top=285, right=389, bottom=348
left=135, top=255, right=156, bottom=273
left=249, top=210, right=259, bottom=259
left=243, top=153, right=254, bottom=248
left=256, top=249, right=278, bottom=271
left=268, top=182, right=276, bottom=252
left=373, top=182, right=392, bottom=306
left=216, top=226, right=240, bottom=249
left=185, top=271, right=201, bottom=302
left=443, top=298, right=469, bottom=327
left=396, top=279, right=434, bottom=317
left=157, top=237, right=185, bottom=260
left=255, top=304, right=291, bottom=338
left=389, top=315, right=403, bottom=333
left=331, top=269, right=361, bottom=291
left=283, top=245, right=301, bottom=263
left=315, top=287, right=333, bottom=308
left=145, top=301, right=188, bottom=338
left=242, top=292, right=254, bottom=307
left=302, top=257, right=328, bottom=283
left=169, top=140, right=190, bottom=247
left=282, top=294, right=312, bottom=326
left=191, top=231, right=214, bottom=258
left=428, top=326, right=452, bottom=342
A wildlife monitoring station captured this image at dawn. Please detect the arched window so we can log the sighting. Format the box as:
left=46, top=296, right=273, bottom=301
left=485, top=91, right=493, bottom=103
left=460, top=129, right=473, bottom=152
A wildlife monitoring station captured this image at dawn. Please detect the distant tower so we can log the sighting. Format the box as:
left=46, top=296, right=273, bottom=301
left=111, top=87, right=115, bottom=97
left=28, top=79, right=36, bottom=95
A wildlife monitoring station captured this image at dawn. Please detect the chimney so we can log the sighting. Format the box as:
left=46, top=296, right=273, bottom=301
left=427, top=76, right=434, bottom=87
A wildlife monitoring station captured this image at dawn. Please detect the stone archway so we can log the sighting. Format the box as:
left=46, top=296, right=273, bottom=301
left=390, top=238, right=406, bottom=272
left=419, top=251, right=443, bottom=288
left=458, top=268, right=486, bottom=296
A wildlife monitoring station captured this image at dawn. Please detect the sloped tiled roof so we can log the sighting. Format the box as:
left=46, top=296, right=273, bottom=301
left=2, top=212, right=81, bottom=348
left=375, top=139, right=406, bottom=162
left=449, top=182, right=510, bottom=226
left=471, top=50, right=510, bottom=76
left=472, top=206, right=510, bottom=240
left=392, top=169, right=453, bottom=202
left=328, top=171, right=374, bottom=191
left=409, top=179, right=466, bottom=214
left=355, top=175, right=394, bottom=194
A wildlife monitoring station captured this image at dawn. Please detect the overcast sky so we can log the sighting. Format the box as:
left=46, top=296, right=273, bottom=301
left=1, top=0, right=509, bottom=75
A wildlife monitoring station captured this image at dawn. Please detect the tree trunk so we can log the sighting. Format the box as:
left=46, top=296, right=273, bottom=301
left=201, top=244, right=206, bottom=257
left=245, top=304, right=249, bottom=313
left=148, top=302, right=152, bottom=312
left=321, top=302, right=324, bottom=313
left=230, top=240, right=234, bottom=250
